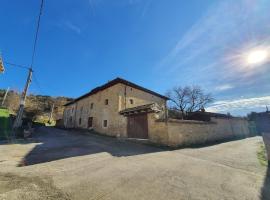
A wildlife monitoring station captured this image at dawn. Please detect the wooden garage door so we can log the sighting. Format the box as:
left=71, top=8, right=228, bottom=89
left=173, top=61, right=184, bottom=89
left=127, top=113, right=148, bottom=139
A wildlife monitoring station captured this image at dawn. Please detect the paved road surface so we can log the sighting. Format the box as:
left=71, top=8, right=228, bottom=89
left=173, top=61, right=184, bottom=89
left=0, top=127, right=269, bottom=200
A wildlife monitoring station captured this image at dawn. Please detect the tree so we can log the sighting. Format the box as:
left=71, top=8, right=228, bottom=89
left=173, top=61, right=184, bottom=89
left=4, top=90, right=20, bottom=113
left=166, top=85, right=214, bottom=119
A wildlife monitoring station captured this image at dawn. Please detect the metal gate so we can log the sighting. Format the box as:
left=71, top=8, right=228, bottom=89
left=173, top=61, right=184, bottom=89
left=127, top=113, right=148, bottom=139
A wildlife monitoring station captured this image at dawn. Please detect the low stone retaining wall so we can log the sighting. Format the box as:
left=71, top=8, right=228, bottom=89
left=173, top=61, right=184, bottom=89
left=262, top=133, right=270, bottom=162
left=148, top=113, right=250, bottom=147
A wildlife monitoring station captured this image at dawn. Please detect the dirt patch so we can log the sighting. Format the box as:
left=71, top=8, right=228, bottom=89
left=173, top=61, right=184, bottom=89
left=0, top=172, right=70, bottom=200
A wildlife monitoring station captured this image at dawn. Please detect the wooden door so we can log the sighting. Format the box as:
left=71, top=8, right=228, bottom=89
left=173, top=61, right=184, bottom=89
left=127, top=113, right=148, bottom=139
left=88, top=117, right=93, bottom=128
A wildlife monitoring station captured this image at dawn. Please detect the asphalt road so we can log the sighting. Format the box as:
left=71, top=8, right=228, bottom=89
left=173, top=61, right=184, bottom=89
left=0, top=127, right=269, bottom=200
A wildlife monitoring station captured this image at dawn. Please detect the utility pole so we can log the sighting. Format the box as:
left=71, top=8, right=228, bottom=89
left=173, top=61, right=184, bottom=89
left=48, top=103, right=54, bottom=122
left=13, top=69, right=33, bottom=129
left=12, top=0, right=44, bottom=133
left=1, top=87, right=9, bottom=106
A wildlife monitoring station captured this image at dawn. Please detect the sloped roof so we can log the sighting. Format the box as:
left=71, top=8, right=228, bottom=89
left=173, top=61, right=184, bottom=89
left=65, top=77, right=169, bottom=106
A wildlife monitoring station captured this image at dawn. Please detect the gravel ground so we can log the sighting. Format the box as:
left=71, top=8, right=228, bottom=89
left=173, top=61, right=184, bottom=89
left=0, top=127, right=269, bottom=200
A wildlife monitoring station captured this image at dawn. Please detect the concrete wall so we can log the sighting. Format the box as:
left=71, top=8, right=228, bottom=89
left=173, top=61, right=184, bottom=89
left=148, top=113, right=250, bottom=147
left=63, top=83, right=166, bottom=137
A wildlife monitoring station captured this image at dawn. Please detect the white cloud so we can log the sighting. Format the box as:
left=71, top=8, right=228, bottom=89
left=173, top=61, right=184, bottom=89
left=64, top=21, right=81, bottom=34
left=206, top=96, right=270, bottom=113
left=215, top=84, right=234, bottom=91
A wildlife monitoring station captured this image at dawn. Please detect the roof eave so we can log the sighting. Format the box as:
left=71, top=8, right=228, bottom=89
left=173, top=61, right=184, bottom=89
left=64, top=77, right=169, bottom=106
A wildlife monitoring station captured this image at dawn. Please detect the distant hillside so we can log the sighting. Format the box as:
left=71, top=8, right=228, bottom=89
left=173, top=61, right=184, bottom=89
left=0, top=89, right=73, bottom=121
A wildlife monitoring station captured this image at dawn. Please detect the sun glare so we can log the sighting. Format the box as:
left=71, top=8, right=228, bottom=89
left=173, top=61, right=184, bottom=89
left=246, top=49, right=268, bottom=65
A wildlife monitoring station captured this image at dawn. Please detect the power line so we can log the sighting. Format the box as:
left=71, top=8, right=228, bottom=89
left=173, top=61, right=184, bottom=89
left=4, top=0, right=44, bottom=71
left=32, top=73, right=43, bottom=93
left=4, top=61, right=30, bottom=70
left=30, top=0, right=44, bottom=69
left=13, top=0, right=45, bottom=130
left=32, top=73, right=59, bottom=95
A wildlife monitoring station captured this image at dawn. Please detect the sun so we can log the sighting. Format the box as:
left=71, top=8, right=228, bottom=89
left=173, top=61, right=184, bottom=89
left=246, top=49, right=268, bottom=65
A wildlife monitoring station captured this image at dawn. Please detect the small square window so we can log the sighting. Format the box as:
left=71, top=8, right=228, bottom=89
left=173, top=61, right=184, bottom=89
left=129, top=99, right=134, bottom=104
left=105, top=99, right=109, bottom=105
left=103, top=120, right=107, bottom=127
left=90, top=103, right=94, bottom=109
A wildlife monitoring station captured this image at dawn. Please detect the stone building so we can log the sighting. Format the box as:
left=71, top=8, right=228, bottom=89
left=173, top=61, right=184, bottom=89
left=63, top=77, right=168, bottom=138
left=63, top=77, right=250, bottom=147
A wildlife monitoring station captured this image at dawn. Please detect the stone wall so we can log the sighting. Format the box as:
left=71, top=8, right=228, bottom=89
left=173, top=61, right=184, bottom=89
left=148, top=113, right=168, bottom=145
left=263, top=133, right=270, bottom=162
left=148, top=113, right=250, bottom=147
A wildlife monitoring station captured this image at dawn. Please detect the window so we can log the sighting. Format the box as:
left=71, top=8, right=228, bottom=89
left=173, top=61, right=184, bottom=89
left=88, top=117, right=93, bottom=128
left=90, top=103, right=94, bottom=109
left=105, top=99, right=109, bottom=105
left=79, top=118, right=82, bottom=125
left=103, top=120, right=107, bottom=127
left=129, top=99, right=134, bottom=104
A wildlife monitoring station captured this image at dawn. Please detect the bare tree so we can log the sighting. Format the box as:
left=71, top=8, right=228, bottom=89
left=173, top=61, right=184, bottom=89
left=166, top=85, right=214, bottom=119
left=166, top=86, right=189, bottom=116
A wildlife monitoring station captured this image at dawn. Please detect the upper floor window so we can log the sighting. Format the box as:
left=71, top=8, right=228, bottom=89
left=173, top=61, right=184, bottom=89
left=79, top=118, right=82, bottom=125
left=90, top=103, right=94, bottom=109
left=105, top=99, right=109, bottom=105
left=129, top=99, right=134, bottom=104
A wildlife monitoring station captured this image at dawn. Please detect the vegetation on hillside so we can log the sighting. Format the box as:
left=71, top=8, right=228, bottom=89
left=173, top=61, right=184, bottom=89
left=0, top=89, right=73, bottom=123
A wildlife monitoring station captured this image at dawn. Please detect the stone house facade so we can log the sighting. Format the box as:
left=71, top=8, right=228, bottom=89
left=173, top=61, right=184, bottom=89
left=63, top=78, right=168, bottom=138
left=63, top=77, right=250, bottom=147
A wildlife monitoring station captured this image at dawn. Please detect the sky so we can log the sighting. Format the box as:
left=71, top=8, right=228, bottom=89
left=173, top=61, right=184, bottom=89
left=0, top=0, right=270, bottom=116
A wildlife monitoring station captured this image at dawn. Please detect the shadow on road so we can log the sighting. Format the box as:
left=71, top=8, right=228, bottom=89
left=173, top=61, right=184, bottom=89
left=19, top=127, right=166, bottom=166
left=261, top=164, right=270, bottom=200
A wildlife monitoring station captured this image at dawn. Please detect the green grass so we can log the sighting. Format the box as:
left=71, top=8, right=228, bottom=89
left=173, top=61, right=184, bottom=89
left=0, top=108, right=10, bottom=139
left=257, top=143, right=268, bottom=167
left=0, top=108, right=9, bottom=117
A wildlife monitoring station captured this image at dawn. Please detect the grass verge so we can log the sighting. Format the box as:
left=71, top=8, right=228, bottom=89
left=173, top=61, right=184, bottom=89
left=257, top=142, right=268, bottom=167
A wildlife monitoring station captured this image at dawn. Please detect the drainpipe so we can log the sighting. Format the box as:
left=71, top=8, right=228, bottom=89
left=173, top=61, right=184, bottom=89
left=124, top=85, right=127, bottom=109
left=74, top=103, right=78, bottom=128
left=165, top=100, right=168, bottom=124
